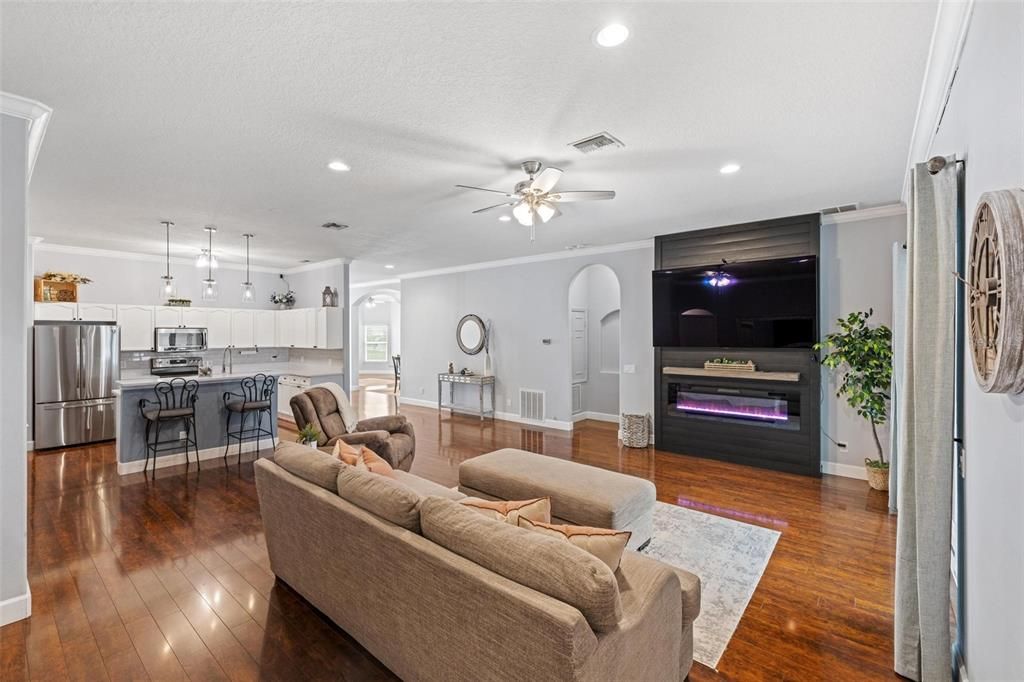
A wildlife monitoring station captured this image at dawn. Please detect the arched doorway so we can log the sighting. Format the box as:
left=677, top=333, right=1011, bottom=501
left=567, top=265, right=621, bottom=425
left=350, top=288, right=401, bottom=400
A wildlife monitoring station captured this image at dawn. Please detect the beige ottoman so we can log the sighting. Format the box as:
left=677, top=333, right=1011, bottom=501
left=459, top=448, right=656, bottom=550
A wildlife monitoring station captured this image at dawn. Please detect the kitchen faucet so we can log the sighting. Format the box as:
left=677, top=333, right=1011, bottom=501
left=222, top=346, right=233, bottom=374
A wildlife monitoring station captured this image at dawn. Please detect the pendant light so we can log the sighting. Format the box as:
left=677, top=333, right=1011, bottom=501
left=200, top=225, right=219, bottom=301
left=240, top=233, right=255, bottom=304
left=158, top=220, right=177, bottom=299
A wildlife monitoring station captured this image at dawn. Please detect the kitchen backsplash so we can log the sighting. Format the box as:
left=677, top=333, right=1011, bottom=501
left=120, top=347, right=291, bottom=370
left=285, top=348, right=345, bottom=367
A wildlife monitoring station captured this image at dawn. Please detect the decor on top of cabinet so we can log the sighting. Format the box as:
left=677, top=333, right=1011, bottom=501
left=166, top=297, right=191, bottom=307
left=966, top=188, right=1024, bottom=394
left=40, top=271, right=92, bottom=285
left=321, top=286, right=339, bottom=307
left=35, top=272, right=91, bottom=302
left=814, top=309, right=893, bottom=490
left=704, top=359, right=756, bottom=372
left=270, top=290, right=296, bottom=309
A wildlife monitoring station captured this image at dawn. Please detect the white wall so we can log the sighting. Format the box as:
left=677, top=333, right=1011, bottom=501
left=401, top=245, right=653, bottom=426
left=568, top=265, right=620, bottom=417
left=927, top=3, right=1024, bottom=678
left=819, top=211, right=906, bottom=473
left=1, top=112, right=31, bottom=624
left=33, top=246, right=281, bottom=309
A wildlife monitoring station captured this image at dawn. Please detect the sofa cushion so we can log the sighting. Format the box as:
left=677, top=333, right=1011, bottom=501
left=420, top=496, right=622, bottom=633
left=460, top=497, right=551, bottom=525
left=273, top=442, right=343, bottom=492
left=391, top=470, right=466, bottom=501
left=337, top=464, right=422, bottom=532
left=518, top=518, right=631, bottom=571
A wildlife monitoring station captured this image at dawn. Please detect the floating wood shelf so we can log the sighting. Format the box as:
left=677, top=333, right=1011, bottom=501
left=662, top=366, right=801, bottom=382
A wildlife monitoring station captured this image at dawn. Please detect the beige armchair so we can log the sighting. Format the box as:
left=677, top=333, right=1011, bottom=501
left=289, top=387, right=415, bottom=471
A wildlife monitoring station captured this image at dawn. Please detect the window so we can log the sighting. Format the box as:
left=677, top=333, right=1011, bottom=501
left=364, top=325, right=389, bottom=362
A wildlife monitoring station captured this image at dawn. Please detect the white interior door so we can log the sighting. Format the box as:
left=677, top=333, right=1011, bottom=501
left=571, top=308, right=588, bottom=384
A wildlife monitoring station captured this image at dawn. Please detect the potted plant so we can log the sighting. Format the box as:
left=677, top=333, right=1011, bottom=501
left=296, top=424, right=320, bottom=448
left=270, top=290, right=296, bottom=309
left=814, top=309, right=893, bottom=491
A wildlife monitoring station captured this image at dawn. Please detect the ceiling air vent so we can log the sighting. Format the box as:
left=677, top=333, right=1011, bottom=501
left=820, top=203, right=860, bottom=216
left=568, top=131, right=625, bottom=154
left=321, top=222, right=349, bottom=231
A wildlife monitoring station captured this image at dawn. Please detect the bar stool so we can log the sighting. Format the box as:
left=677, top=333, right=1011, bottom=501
left=139, top=378, right=200, bottom=472
left=222, top=374, right=276, bottom=464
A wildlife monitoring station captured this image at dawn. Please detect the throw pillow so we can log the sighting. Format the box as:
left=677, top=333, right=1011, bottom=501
left=459, top=497, right=551, bottom=525
left=332, top=440, right=395, bottom=478
left=332, top=439, right=361, bottom=464
left=517, top=517, right=631, bottom=571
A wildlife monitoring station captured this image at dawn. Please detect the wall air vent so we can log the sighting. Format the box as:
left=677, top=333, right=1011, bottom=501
left=569, top=131, right=625, bottom=154
left=819, top=203, right=860, bottom=216
left=519, top=389, right=546, bottom=422
left=321, top=222, right=349, bottom=230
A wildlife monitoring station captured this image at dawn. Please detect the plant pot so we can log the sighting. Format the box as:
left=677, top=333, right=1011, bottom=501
left=865, top=463, right=890, bottom=491
left=302, top=439, right=318, bottom=449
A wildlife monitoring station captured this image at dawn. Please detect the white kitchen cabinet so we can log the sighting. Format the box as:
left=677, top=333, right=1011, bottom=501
left=76, top=303, right=118, bottom=322
left=230, top=310, right=255, bottom=348
left=277, top=309, right=303, bottom=348
left=34, top=302, right=80, bottom=321
left=179, top=308, right=209, bottom=328
left=315, top=307, right=344, bottom=349
left=116, top=305, right=155, bottom=351
left=206, top=309, right=232, bottom=348
left=254, top=310, right=277, bottom=347
left=153, top=306, right=182, bottom=327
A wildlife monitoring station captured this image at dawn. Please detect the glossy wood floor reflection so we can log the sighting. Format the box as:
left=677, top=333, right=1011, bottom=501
left=3, top=386, right=898, bottom=681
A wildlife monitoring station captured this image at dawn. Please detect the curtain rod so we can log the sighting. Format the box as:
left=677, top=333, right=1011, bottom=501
left=927, top=156, right=966, bottom=175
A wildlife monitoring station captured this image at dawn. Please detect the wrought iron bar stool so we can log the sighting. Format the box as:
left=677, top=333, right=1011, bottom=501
left=139, top=378, right=200, bottom=472
left=223, top=374, right=276, bottom=464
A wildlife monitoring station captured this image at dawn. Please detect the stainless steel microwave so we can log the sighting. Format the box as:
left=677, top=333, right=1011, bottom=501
left=154, top=326, right=208, bottom=353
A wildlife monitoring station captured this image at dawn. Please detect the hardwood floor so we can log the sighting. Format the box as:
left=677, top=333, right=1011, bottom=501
left=3, top=387, right=898, bottom=681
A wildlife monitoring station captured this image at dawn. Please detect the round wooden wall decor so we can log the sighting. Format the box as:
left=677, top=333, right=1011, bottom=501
left=968, top=188, right=1024, bottom=393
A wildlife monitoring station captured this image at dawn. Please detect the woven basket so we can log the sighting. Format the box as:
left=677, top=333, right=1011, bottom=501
left=866, top=462, right=890, bottom=491
left=621, top=413, right=651, bottom=448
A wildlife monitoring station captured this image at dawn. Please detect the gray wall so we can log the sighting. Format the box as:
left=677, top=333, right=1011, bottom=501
left=568, top=265, right=620, bottom=417
left=401, top=246, right=653, bottom=424
left=33, top=248, right=282, bottom=309
left=285, top=261, right=345, bottom=310
left=1, top=113, right=30, bottom=619
left=819, top=211, right=905, bottom=471
left=929, top=3, right=1024, bottom=677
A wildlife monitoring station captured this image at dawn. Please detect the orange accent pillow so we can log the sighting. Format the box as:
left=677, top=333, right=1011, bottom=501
left=332, top=441, right=395, bottom=478
left=460, top=497, right=551, bottom=525
left=517, top=517, right=631, bottom=571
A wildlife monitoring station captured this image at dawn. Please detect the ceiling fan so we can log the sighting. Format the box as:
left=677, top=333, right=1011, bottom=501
left=456, top=160, right=615, bottom=240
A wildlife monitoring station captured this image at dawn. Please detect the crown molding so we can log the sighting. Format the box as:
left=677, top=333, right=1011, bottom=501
left=820, top=203, right=906, bottom=225
left=0, top=92, right=52, bottom=183
left=351, top=278, right=401, bottom=288
left=399, top=239, right=654, bottom=281
left=901, top=0, right=975, bottom=202
left=30, top=241, right=347, bottom=275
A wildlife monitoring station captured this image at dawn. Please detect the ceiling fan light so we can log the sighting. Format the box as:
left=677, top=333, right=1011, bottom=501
left=512, top=201, right=534, bottom=227
left=536, top=202, right=556, bottom=224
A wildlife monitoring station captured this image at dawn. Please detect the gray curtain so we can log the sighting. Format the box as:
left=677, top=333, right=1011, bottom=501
left=890, top=242, right=908, bottom=513
left=894, top=157, right=956, bottom=680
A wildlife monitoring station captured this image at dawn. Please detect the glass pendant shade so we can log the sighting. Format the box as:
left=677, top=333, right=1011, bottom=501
left=159, top=276, right=177, bottom=299
left=201, top=279, right=219, bottom=301
left=240, top=282, right=255, bottom=303
left=536, top=202, right=556, bottom=224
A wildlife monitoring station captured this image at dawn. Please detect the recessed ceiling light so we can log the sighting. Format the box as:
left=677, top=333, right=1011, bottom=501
left=384, top=264, right=395, bottom=269
left=327, top=160, right=350, bottom=172
left=498, top=215, right=512, bottom=222
left=594, top=24, right=629, bottom=48
left=720, top=163, right=741, bottom=174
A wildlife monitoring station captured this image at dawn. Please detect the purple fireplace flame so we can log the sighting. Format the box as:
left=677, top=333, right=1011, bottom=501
left=676, top=392, right=788, bottom=422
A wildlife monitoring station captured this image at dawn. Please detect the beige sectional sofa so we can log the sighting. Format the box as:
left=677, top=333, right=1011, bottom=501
left=255, top=442, right=701, bottom=681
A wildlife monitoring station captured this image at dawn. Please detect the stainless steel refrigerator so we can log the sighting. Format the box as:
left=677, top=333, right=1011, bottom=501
left=34, top=321, right=120, bottom=449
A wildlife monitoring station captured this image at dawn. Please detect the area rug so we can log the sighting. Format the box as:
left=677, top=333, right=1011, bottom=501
left=639, top=501, right=781, bottom=669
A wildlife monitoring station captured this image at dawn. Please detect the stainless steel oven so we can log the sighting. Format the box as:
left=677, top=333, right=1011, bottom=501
left=154, top=327, right=208, bottom=353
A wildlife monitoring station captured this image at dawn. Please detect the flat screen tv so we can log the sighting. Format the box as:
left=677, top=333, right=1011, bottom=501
left=653, top=256, right=817, bottom=348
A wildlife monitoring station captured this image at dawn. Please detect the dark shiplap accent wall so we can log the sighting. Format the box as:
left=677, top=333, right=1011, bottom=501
left=653, top=213, right=822, bottom=476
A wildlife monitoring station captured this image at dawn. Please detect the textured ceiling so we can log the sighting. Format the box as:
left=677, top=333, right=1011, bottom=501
left=1, top=2, right=935, bottom=282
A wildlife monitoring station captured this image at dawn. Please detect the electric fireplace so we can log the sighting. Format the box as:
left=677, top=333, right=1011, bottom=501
left=667, top=382, right=800, bottom=431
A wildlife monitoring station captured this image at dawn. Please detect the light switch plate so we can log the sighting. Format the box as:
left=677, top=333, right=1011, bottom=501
left=623, top=364, right=636, bottom=374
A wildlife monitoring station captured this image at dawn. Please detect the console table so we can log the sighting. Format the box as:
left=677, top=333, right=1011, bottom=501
left=438, top=373, right=495, bottom=421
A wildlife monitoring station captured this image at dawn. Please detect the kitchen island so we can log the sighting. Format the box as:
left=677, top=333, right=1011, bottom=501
left=115, top=363, right=344, bottom=474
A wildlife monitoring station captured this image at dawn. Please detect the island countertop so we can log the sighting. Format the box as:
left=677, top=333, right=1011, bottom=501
left=117, top=362, right=344, bottom=389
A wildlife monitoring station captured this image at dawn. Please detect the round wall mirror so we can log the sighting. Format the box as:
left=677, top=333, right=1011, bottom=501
left=456, top=314, right=486, bottom=355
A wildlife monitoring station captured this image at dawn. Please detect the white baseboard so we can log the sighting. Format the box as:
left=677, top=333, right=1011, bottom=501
left=821, top=460, right=869, bottom=480
left=0, top=583, right=31, bottom=626
left=117, top=438, right=279, bottom=476
left=400, top=396, right=573, bottom=431
left=572, top=411, right=619, bottom=424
